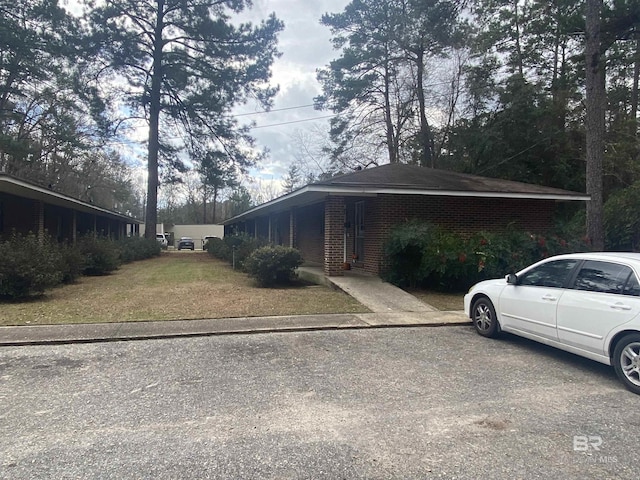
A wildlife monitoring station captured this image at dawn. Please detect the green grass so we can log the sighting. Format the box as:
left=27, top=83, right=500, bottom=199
left=0, top=252, right=369, bottom=326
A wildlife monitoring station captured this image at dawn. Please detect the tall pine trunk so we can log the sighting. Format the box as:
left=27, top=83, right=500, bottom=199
left=585, top=0, right=605, bottom=250
left=415, top=48, right=433, bottom=168
left=383, top=57, right=398, bottom=164
left=144, top=0, right=164, bottom=239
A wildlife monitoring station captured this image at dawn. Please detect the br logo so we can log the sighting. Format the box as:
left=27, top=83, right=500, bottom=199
left=573, top=435, right=602, bottom=452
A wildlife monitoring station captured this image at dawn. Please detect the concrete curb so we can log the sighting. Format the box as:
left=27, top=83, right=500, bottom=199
left=0, top=312, right=471, bottom=347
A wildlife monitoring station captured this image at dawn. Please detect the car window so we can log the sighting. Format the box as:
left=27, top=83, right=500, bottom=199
left=573, top=260, right=633, bottom=295
left=518, top=259, right=579, bottom=288
left=623, top=273, right=640, bottom=296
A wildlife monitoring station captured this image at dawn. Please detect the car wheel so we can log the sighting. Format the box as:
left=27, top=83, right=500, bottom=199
left=612, top=334, right=640, bottom=395
left=471, top=296, right=500, bottom=338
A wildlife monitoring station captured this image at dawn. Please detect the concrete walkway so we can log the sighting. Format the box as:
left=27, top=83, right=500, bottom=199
left=0, top=267, right=469, bottom=346
left=297, top=267, right=437, bottom=313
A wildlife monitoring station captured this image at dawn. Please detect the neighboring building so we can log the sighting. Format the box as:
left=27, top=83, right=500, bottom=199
left=0, top=173, right=140, bottom=242
left=141, top=224, right=224, bottom=249
left=223, top=163, right=590, bottom=277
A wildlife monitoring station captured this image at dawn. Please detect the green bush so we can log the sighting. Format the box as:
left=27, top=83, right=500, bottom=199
left=383, top=221, right=589, bottom=291
left=382, top=221, right=440, bottom=288
left=57, top=243, right=85, bottom=284
left=206, top=237, right=231, bottom=260
left=0, top=232, right=63, bottom=299
left=604, top=183, right=640, bottom=250
left=118, top=236, right=161, bottom=263
left=245, top=245, right=303, bottom=286
left=223, top=233, right=267, bottom=270
left=77, top=235, right=121, bottom=275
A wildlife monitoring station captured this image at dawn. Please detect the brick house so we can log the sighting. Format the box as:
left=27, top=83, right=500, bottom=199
left=0, top=173, right=140, bottom=242
left=223, top=164, right=589, bottom=276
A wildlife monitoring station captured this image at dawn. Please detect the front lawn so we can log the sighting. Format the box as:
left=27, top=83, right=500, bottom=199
left=407, top=289, right=465, bottom=311
left=0, top=252, right=369, bottom=326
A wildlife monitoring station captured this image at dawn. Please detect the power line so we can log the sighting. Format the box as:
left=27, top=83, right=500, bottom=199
left=235, top=104, right=316, bottom=117
left=250, top=114, right=336, bottom=130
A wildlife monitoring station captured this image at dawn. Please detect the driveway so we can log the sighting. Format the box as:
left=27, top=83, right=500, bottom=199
left=0, top=326, right=637, bottom=479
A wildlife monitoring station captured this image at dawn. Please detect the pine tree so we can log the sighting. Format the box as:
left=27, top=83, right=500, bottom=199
left=89, top=0, right=283, bottom=237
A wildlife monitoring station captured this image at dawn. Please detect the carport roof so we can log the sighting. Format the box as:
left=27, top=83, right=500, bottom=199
left=224, top=163, right=589, bottom=223
left=0, top=173, right=141, bottom=223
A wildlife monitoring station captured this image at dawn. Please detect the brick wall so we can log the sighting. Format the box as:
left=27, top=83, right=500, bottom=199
left=363, top=194, right=558, bottom=275
left=324, top=196, right=345, bottom=276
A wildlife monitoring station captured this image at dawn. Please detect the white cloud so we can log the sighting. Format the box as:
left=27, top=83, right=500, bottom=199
left=67, top=0, right=351, bottom=186
left=233, top=1, right=350, bottom=183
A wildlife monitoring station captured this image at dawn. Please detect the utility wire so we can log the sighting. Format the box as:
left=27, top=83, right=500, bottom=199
left=249, top=114, right=337, bottom=129
left=235, top=104, right=316, bottom=116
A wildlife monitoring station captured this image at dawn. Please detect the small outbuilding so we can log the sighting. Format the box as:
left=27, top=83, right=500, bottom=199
left=223, top=163, right=590, bottom=277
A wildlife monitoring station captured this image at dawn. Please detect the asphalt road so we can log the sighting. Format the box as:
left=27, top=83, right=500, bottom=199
left=1, top=326, right=638, bottom=479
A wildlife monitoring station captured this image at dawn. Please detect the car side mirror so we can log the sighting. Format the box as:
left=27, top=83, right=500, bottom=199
left=506, top=273, right=518, bottom=285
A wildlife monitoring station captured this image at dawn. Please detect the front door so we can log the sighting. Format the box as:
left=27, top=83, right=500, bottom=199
left=354, top=201, right=365, bottom=263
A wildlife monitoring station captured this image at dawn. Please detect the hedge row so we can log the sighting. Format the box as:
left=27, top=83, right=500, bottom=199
left=382, top=221, right=590, bottom=291
left=0, top=232, right=161, bottom=300
left=206, top=233, right=303, bottom=286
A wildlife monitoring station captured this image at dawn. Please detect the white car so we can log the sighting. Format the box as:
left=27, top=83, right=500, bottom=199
left=464, top=252, right=640, bottom=395
left=156, top=233, right=168, bottom=248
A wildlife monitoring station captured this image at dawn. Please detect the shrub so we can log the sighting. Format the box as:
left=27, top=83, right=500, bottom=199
left=57, top=243, right=85, bottom=284
left=382, top=220, right=439, bottom=288
left=77, top=235, right=121, bottom=275
left=604, top=183, right=640, bottom=250
left=206, top=237, right=231, bottom=260
left=383, top=221, right=589, bottom=292
left=0, top=232, right=63, bottom=299
left=244, top=245, right=303, bottom=286
left=118, top=236, right=161, bottom=263
left=223, top=233, right=267, bottom=270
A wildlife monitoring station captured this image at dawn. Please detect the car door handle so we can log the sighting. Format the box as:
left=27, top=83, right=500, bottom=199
left=541, top=294, right=557, bottom=302
left=610, top=303, right=632, bottom=311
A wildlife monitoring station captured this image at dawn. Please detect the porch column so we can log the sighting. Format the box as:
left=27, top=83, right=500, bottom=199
left=34, top=200, right=44, bottom=241
left=324, top=196, right=344, bottom=276
left=289, top=208, right=296, bottom=248
left=268, top=215, right=272, bottom=243
left=72, top=211, right=77, bottom=245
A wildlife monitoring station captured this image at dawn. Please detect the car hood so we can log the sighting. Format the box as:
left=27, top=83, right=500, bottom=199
left=469, top=277, right=507, bottom=293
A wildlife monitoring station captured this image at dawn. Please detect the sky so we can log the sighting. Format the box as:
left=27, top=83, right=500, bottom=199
left=236, top=0, right=349, bottom=189
left=66, top=0, right=351, bottom=196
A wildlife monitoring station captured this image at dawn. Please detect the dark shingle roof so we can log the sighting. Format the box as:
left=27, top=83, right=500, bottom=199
left=312, top=163, right=582, bottom=196
left=223, top=163, right=588, bottom=224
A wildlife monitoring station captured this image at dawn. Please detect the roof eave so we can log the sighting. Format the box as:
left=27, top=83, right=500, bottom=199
left=223, top=185, right=590, bottom=224
left=0, top=174, right=141, bottom=223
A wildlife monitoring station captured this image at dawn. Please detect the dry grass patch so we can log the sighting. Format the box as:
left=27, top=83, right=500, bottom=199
left=0, top=252, right=369, bottom=326
left=407, top=289, right=465, bottom=311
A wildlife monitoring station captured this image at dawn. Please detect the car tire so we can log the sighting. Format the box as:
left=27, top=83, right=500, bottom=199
left=612, top=333, right=640, bottom=395
left=471, top=296, right=500, bottom=338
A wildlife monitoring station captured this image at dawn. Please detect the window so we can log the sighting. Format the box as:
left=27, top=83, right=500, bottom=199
left=518, top=259, right=579, bottom=288
left=573, top=260, right=633, bottom=295
left=623, top=273, right=640, bottom=296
